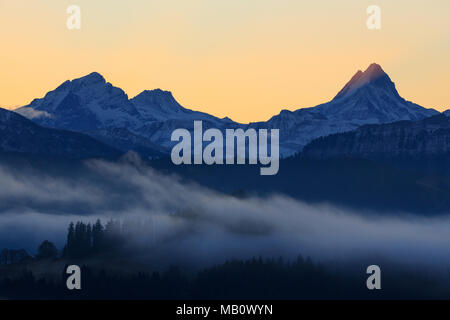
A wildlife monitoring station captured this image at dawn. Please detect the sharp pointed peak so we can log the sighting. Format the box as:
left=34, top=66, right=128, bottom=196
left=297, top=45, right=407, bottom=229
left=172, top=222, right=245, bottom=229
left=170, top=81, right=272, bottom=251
left=363, top=63, right=386, bottom=79
left=365, top=62, right=383, bottom=70
left=334, top=63, right=392, bottom=100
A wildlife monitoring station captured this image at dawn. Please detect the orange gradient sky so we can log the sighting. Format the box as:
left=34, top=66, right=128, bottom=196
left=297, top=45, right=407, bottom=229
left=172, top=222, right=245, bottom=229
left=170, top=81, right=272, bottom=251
left=0, top=0, right=449, bottom=123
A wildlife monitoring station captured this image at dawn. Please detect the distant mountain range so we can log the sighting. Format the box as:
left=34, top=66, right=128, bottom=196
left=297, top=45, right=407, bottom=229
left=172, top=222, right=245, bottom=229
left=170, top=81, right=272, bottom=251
left=13, top=63, right=447, bottom=158
left=1, top=64, right=449, bottom=215
left=15, top=73, right=239, bottom=156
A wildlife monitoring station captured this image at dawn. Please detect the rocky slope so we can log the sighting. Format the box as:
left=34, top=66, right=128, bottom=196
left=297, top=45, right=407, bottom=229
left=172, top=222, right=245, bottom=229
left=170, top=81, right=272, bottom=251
left=302, top=114, right=450, bottom=160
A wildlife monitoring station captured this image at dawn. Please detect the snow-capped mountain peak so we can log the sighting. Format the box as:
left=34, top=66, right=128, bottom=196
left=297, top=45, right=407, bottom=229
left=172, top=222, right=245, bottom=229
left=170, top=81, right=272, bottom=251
left=16, top=72, right=140, bottom=131
left=334, top=63, right=394, bottom=100
left=131, top=89, right=188, bottom=121
left=252, top=63, right=439, bottom=156
left=14, top=64, right=441, bottom=158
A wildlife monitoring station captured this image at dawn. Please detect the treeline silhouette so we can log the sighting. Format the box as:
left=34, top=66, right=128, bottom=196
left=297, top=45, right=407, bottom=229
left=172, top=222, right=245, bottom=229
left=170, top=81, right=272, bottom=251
left=62, top=219, right=125, bottom=258
left=1, top=219, right=155, bottom=267
left=16, top=219, right=146, bottom=261
left=1, top=256, right=447, bottom=299
left=1, top=220, right=449, bottom=299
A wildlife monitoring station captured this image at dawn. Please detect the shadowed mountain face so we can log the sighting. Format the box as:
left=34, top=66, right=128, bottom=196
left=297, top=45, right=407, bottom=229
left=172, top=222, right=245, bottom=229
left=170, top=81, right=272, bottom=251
left=15, top=64, right=440, bottom=157
left=85, top=127, right=166, bottom=159
left=0, top=107, right=121, bottom=159
left=302, top=114, right=450, bottom=161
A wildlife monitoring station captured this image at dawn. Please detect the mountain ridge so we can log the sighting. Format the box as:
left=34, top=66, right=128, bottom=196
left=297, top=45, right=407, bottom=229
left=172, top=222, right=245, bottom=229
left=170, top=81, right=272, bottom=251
left=0, top=107, right=121, bottom=159
left=15, top=64, right=441, bottom=157
left=302, top=114, right=450, bottom=160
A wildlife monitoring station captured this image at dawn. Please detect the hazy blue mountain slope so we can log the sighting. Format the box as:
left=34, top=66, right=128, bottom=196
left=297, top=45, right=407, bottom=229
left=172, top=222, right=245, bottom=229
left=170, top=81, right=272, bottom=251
left=0, top=107, right=121, bottom=159
left=302, top=114, right=450, bottom=160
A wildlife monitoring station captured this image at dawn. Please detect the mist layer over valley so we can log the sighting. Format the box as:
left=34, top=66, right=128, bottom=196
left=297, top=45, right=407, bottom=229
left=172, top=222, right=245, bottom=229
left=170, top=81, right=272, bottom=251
left=0, top=153, right=449, bottom=272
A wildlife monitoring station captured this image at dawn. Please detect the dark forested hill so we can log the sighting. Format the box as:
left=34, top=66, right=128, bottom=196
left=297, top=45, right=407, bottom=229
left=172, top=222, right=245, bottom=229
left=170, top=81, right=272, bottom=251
left=0, top=107, right=121, bottom=159
left=302, top=114, right=450, bottom=161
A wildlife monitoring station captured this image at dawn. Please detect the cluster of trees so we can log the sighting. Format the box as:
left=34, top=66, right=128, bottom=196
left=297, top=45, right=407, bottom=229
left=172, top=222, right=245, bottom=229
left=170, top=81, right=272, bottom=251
left=37, top=241, right=58, bottom=259
left=62, top=220, right=124, bottom=259
left=3, top=218, right=155, bottom=266
left=22, top=219, right=127, bottom=262
left=1, top=241, right=59, bottom=264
